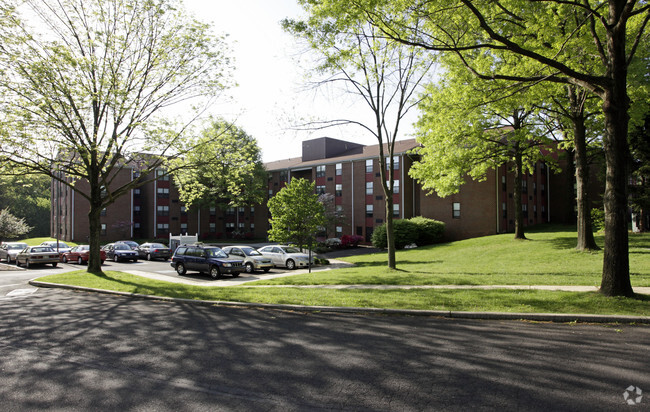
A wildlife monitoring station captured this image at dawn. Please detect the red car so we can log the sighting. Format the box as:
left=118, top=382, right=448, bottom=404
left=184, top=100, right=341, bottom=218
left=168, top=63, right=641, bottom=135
left=61, top=245, right=106, bottom=264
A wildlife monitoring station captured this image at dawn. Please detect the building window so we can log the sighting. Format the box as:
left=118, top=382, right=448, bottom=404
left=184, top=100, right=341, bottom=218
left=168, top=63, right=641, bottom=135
left=134, top=223, right=140, bottom=229
left=336, top=226, right=343, bottom=236
left=533, top=182, right=537, bottom=194
left=180, top=223, right=187, bottom=233
left=366, top=181, right=373, bottom=195
left=522, top=203, right=528, bottom=216
left=366, top=204, right=373, bottom=217
left=156, top=169, right=169, bottom=181
left=335, top=184, right=342, bottom=197
left=225, top=222, right=235, bottom=232
left=209, top=207, right=216, bottom=216
left=393, top=203, right=400, bottom=217
left=100, top=223, right=106, bottom=235
left=386, top=155, right=400, bottom=170
left=316, top=165, right=326, bottom=178
left=365, top=159, right=373, bottom=173
left=269, top=189, right=274, bottom=196
left=238, top=207, right=245, bottom=215
left=100, top=208, right=107, bottom=216
left=224, top=207, right=234, bottom=215
left=336, top=163, right=342, bottom=176
left=156, top=223, right=169, bottom=235
left=157, top=205, right=169, bottom=216
left=250, top=223, right=255, bottom=230
left=501, top=175, right=506, bottom=191
left=180, top=206, right=187, bottom=215
left=452, top=202, right=461, bottom=219
left=157, top=187, right=169, bottom=198
left=238, top=222, right=245, bottom=230
left=388, top=179, right=400, bottom=194
left=209, top=223, right=216, bottom=233
left=541, top=184, right=546, bottom=195
left=335, top=205, right=343, bottom=213
left=522, top=180, right=528, bottom=194
left=134, top=188, right=141, bottom=195
left=316, top=185, right=326, bottom=195
left=279, top=170, right=288, bottom=181
left=502, top=202, right=507, bottom=218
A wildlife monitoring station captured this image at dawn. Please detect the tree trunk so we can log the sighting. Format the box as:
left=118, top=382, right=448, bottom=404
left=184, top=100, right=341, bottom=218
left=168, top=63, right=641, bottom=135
left=385, top=194, right=396, bottom=269
left=513, top=148, right=526, bottom=240
left=87, top=203, right=103, bottom=273
left=573, top=111, right=599, bottom=251
left=599, top=9, right=632, bottom=297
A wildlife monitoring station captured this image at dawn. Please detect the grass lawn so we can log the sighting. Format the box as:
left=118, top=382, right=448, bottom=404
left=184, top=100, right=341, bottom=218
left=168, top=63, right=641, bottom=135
left=18, top=237, right=79, bottom=247
left=249, top=226, right=650, bottom=287
left=35, top=271, right=650, bottom=316
left=33, top=226, right=650, bottom=316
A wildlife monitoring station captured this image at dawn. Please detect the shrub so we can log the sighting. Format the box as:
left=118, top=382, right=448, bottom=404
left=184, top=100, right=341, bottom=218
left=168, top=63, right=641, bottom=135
left=591, top=208, right=605, bottom=232
left=371, top=217, right=445, bottom=249
left=409, top=216, right=445, bottom=245
left=371, top=219, right=419, bottom=249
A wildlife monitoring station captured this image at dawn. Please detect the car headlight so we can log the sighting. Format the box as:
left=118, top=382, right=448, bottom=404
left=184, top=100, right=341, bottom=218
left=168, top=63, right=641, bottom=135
left=222, top=263, right=232, bottom=267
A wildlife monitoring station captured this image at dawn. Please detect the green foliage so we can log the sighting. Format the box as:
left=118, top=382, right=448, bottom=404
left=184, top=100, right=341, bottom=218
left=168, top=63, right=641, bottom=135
left=408, top=216, right=445, bottom=245
left=0, top=173, right=50, bottom=236
left=372, top=217, right=446, bottom=249
left=267, top=178, right=325, bottom=249
left=170, top=119, right=266, bottom=209
left=0, top=209, right=32, bottom=241
left=591, top=209, right=606, bottom=232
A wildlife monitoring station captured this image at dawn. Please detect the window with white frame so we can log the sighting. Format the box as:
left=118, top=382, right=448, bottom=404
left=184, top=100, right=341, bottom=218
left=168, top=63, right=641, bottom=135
left=316, top=165, right=326, bottom=178
left=388, top=179, right=400, bottom=194
left=385, top=156, right=400, bottom=170
left=250, top=223, right=255, bottom=230
left=393, top=203, right=400, bottom=217
left=366, top=204, right=373, bottom=217
left=335, top=184, right=342, bottom=197
left=157, top=205, right=169, bottom=216
left=156, top=187, right=169, bottom=197
left=180, top=223, right=187, bottom=232
left=336, top=226, right=343, bottom=236
left=336, top=163, right=342, bottom=176
left=209, top=206, right=216, bottom=216
left=156, top=169, right=169, bottom=181
left=366, top=181, right=373, bottom=195
left=238, top=222, right=245, bottom=230
left=316, top=185, right=326, bottom=195
left=365, top=159, right=373, bottom=173
left=452, top=202, right=461, bottom=219
left=225, top=222, right=235, bottom=232
left=209, top=223, right=216, bottom=232
left=101, top=223, right=106, bottom=235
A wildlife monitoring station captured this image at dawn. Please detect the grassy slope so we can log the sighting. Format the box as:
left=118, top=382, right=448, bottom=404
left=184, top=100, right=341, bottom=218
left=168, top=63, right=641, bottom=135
left=249, top=226, right=650, bottom=287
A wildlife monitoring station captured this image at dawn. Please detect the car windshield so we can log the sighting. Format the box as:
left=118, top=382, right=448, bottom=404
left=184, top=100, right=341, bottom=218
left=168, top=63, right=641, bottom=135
left=281, top=247, right=302, bottom=254
left=241, top=247, right=261, bottom=256
left=8, top=244, right=27, bottom=250
left=79, top=245, right=89, bottom=251
left=205, top=248, right=228, bottom=258
left=32, top=247, right=53, bottom=253
left=150, top=243, right=166, bottom=248
left=114, top=244, right=131, bottom=250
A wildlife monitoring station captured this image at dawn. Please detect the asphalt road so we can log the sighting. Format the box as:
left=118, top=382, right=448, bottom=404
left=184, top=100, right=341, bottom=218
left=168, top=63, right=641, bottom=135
left=0, top=283, right=648, bottom=411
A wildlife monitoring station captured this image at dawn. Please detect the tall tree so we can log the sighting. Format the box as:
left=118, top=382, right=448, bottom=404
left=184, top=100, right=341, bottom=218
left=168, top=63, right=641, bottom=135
left=0, top=0, right=232, bottom=273
left=283, top=19, right=434, bottom=269
left=0, top=172, right=50, bottom=237
left=411, top=68, right=554, bottom=240
left=267, top=178, right=325, bottom=250
left=170, top=119, right=266, bottom=211
left=298, top=0, right=650, bottom=296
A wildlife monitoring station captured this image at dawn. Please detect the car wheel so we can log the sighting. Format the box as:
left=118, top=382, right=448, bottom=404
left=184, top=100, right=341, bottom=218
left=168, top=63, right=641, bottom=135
left=51, top=262, right=57, bottom=267
left=78, top=257, right=83, bottom=265
left=210, top=266, right=221, bottom=279
left=232, top=272, right=240, bottom=278
left=25, top=260, right=30, bottom=269
left=62, top=256, right=68, bottom=263
left=176, top=263, right=186, bottom=276
left=286, top=259, right=296, bottom=270
left=101, top=260, right=105, bottom=265
left=15, top=259, right=21, bottom=267
left=263, top=268, right=271, bottom=273
left=245, top=263, right=254, bottom=273
left=146, top=253, right=151, bottom=261
left=114, top=255, right=119, bottom=262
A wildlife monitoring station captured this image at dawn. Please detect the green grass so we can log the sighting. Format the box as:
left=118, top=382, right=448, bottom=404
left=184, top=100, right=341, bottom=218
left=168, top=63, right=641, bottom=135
left=35, top=270, right=650, bottom=316
left=32, top=227, right=650, bottom=316
left=249, top=226, right=650, bottom=287
left=18, top=237, right=79, bottom=247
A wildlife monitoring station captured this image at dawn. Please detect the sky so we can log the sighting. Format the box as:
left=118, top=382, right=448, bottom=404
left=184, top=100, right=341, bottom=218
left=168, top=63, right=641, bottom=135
left=183, top=0, right=418, bottom=163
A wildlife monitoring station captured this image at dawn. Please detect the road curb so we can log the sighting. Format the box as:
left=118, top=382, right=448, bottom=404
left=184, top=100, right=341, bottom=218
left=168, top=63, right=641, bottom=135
left=28, top=280, right=650, bottom=324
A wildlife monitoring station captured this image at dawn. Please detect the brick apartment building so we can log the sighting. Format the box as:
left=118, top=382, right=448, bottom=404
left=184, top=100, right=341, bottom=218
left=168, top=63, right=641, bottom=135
left=52, top=137, right=576, bottom=244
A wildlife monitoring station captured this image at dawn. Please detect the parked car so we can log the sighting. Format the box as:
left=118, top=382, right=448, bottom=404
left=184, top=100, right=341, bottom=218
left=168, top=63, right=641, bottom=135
left=117, top=240, right=139, bottom=250
left=257, top=245, right=312, bottom=270
left=102, top=243, right=139, bottom=262
left=39, top=241, right=72, bottom=255
left=15, top=246, right=60, bottom=268
left=136, top=243, right=171, bottom=261
left=170, top=244, right=245, bottom=279
left=0, top=242, right=29, bottom=263
left=222, top=245, right=273, bottom=273
left=61, top=245, right=106, bottom=265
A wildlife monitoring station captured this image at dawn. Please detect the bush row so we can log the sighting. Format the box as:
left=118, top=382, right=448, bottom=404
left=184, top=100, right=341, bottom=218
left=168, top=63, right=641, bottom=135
left=371, top=217, right=445, bottom=249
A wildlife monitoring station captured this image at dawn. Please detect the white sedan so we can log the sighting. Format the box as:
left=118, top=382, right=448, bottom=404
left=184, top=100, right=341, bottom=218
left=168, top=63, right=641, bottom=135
left=257, top=245, right=312, bottom=270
